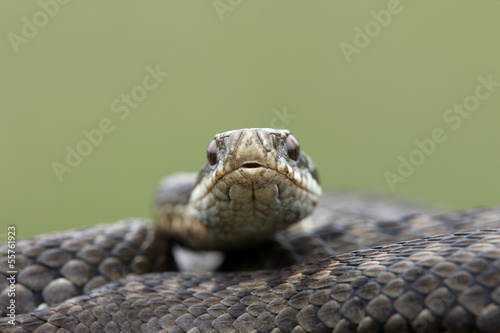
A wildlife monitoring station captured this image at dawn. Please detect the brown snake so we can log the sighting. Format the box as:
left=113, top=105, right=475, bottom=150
left=1, top=128, right=500, bottom=332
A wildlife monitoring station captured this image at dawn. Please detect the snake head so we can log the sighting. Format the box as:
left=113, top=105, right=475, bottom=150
left=184, top=128, right=322, bottom=250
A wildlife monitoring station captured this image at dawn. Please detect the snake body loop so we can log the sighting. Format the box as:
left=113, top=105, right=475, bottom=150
left=1, top=128, right=500, bottom=332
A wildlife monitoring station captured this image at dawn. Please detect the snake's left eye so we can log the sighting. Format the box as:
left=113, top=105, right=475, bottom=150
left=285, top=135, right=300, bottom=161
left=207, top=140, right=218, bottom=165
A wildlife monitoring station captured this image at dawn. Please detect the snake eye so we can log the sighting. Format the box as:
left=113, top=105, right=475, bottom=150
left=207, top=140, right=218, bottom=165
left=285, top=135, right=300, bottom=161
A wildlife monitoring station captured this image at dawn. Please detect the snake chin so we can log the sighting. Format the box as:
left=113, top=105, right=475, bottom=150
left=185, top=166, right=320, bottom=250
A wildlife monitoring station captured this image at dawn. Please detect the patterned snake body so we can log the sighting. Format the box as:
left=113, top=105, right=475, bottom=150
left=1, top=128, right=500, bottom=332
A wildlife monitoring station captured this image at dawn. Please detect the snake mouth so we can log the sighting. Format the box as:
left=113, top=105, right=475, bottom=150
left=192, top=160, right=320, bottom=209
left=241, top=162, right=264, bottom=169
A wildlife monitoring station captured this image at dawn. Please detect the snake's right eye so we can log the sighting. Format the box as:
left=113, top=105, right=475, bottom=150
left=285, top=135, right=300, bottom=161
left=207, top=140, right=218, bottom=165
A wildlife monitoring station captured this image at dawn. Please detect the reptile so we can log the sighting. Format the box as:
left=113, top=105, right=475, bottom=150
left=1, top=128, right=500, bottom=332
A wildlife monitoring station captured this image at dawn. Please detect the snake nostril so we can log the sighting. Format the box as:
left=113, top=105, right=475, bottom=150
left=242, top=163, right=263, bottom=168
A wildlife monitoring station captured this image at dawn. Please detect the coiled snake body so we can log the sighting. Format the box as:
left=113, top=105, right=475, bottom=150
left=1, top=128, right=500, bottom=332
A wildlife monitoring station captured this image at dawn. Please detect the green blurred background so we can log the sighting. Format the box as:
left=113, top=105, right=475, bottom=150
left=1, top=1, right=499, bottom=239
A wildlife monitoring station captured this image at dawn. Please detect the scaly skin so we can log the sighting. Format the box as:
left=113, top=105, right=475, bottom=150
left=1, top=205, right=500, bottom=332
left=2, top=128, right=500, bottom=332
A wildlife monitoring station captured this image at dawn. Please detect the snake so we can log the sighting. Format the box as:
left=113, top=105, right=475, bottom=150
left=1, top=128, right=500, bottom=333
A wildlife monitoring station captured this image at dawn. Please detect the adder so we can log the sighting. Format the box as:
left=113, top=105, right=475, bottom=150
left=1, top=128, right=499, bottom=332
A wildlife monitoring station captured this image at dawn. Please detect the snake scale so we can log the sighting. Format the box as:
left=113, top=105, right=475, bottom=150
left=1, top=128, right=500, bottom=333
